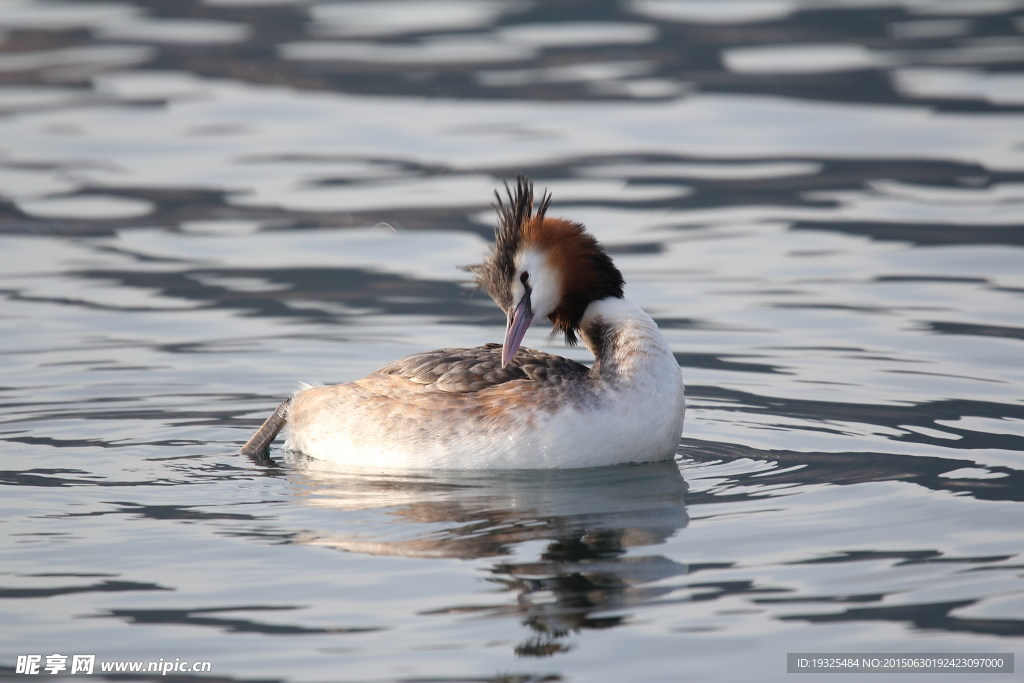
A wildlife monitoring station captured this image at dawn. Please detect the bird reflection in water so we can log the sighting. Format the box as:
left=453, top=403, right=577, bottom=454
left=278, top=456, right=690, bottom=657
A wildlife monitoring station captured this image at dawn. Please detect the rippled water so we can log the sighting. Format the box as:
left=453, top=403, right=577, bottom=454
left=2, top=1, right=1023, bottom=680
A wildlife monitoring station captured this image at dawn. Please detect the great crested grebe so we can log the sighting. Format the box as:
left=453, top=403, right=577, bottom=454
left=240, top=178, right=685, bottom=469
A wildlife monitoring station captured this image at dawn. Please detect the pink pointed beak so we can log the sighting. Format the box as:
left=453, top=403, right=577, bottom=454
left=501, top=293, right=534, bottom=368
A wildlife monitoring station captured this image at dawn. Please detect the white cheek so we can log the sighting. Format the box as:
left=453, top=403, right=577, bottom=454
left=517, top=249, right=560, bottom=320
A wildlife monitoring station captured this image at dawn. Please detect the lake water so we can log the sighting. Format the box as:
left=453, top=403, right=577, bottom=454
left=2, top=0, right=1023, bottom=680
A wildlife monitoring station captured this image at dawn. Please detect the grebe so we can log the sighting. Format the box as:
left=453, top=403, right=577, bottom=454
left=240, top=178, right=685, bottom=469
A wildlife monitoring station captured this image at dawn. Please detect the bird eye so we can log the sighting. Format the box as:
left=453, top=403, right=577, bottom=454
left=520, top=271, right=529, bottom=284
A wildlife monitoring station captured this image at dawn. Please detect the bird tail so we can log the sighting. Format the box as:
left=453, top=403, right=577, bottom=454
left=240, top=399, right=290, bottom=456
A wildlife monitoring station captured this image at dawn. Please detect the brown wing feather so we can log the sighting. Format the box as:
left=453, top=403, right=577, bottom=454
left=376, top=343, right=589, bottom=393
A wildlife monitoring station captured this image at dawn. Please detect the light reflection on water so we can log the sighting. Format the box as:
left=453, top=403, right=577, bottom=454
left=2, top=0, right=1023, bottom=680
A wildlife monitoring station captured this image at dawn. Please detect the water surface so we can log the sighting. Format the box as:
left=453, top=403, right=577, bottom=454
left=1, top=1, right=1023, bottom=681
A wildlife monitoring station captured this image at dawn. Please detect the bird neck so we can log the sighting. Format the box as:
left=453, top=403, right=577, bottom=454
left=578, top=296, right=677, bottom=383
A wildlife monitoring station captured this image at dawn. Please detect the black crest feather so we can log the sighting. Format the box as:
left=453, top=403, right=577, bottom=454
left=466, top=176, right=550, bottom=314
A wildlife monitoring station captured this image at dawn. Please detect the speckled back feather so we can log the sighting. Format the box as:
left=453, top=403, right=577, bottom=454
left=377, top=343, right=589, bottom=393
